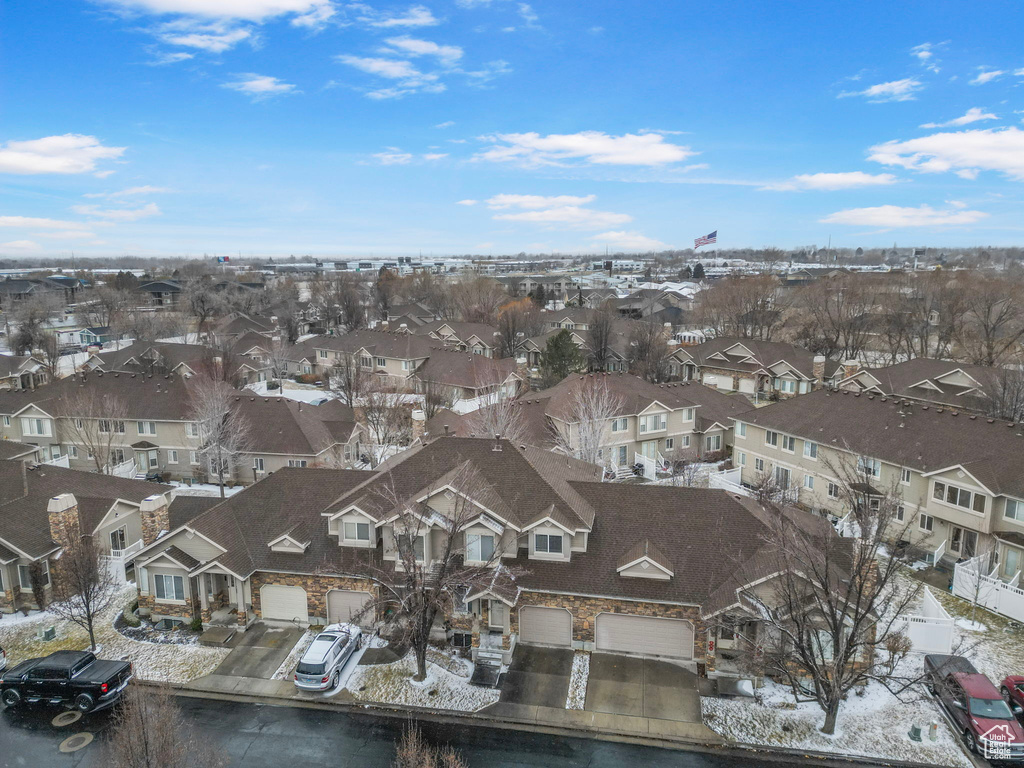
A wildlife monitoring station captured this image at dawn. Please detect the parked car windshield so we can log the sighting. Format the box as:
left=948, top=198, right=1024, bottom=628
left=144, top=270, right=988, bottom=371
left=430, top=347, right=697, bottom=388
left=295, top=661, right=325, bottom=676
left=970, top=697, right=1016, bottom=719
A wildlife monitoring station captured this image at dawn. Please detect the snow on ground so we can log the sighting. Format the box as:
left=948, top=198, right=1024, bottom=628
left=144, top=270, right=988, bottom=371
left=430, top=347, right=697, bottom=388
left=345, top=649, right=499, bottom=712
left=565, top=651, right=590, bottom=710
left=272, top=630, right=315, bottom=680
left=168, top=481, right=245, bottom=498
left=702, top=676, right=971, bottom=768
left=0, top=586, right=229, bottom=684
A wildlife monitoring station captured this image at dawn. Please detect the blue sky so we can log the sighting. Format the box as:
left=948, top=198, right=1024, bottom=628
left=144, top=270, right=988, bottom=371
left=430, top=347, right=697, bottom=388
left=2, top=0, right=1023, bottom=257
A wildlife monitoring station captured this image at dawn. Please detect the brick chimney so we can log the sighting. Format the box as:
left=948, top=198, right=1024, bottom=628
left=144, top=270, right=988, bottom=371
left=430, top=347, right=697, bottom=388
left=812, top=355, right=826, bottom=385
left=48, top=493, right=81, bottom=551
left=411, top=408, right=426, bottom=442
left=842, top=359, right=861, bottom=379
left=139, top=493, right=171, bottom=546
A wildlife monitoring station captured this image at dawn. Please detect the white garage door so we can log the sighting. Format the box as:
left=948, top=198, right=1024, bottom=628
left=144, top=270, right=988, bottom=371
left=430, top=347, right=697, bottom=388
left=738, top=377, right=756, bottom=394
left=519, top=606, right=572, bottom=647
left=702, top=374, right=717, bottom=388
left=595, top=613, right=693, bottom=659
left=327, top=589, right=373, bottom=627
left=260, top=585, right=308, bottom=623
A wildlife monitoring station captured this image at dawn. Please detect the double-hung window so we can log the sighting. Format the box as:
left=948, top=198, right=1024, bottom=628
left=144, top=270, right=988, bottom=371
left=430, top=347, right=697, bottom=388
left=639, top=413, right=666, bottom=433
left=901, top=468, right=912, bottom=485
left=154, top=574, right=185, bottom=601
left=288, top=459, right=308, bottom=468
left=610, top=417, right=628, bottom=433
left=375, top=357, right=386, bottom=368
left=754, top=457, right=765, bottom=472
left=857, top=457, right=881, bottom=478
left=827, top=481, right=840, bottom=499
left=98, top=419, right=125, bottom=434
left=186, top=422, right=200, bottom=438
left=137, top=421, right=157, bottom=436
left=167, top=449, right=178, bottom=464
left=778, top=379, right=797, bottom=394
left=765, top=430, right=779, bottom=448
left=1006, top=499, right=1024, bottom=521
left=360, top=356, right=373, bottom=368
left=736, top=422, right=746, bottom=438
left=18, top=561, right=48, bottom=589
left=22, top=417, right=51, bottom=437
left=804, top=475, right=815, bottom=490
left=919, top=514, right=934, bottom=532
left=803, top=441, right=818, bottom=460
left=318, top=350, right=328, bottom=359
left=344, top=521, right=371, bottom=542
left=781, top=435, right=796, bottom=452
left=705, top=434, right=722, bottom=452
left=253, top=457, right=265, bottom=472
left=681, top=408, right=695, bottom=422
left=933, top=481, right=986, bottom=513
left=466, top=533, right=495, bottom=562
left=534, top=533, right=563, bottom=555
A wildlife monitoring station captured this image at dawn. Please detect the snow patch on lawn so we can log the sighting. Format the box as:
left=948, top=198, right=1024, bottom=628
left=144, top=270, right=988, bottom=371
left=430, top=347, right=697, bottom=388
left=0, top=585, right=228, bottom=685
left=955, top=618, right=987, bottom=632
left=345, top=650, right=499, bottom=712
left=565, top=651, right=590, bottom=709
left=246, top=381, right=337, bottom=404
left=168, top=481, right=245, bottom=498
left=701, top=677, right=971, bottom=768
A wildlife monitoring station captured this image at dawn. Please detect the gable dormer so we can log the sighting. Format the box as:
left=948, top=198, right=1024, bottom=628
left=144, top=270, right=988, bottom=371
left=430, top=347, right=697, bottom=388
left=617, top=540, right=673, bottom=580
left=268, top=524, right=310, bottom=553
left=327, top=506, right=377, bottom=548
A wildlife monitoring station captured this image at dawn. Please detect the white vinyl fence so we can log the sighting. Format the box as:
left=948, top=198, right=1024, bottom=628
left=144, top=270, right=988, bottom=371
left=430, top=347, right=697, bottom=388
left=898, top=587, right=954, bottom=654
left=953, top=553, right=1024, bottom=623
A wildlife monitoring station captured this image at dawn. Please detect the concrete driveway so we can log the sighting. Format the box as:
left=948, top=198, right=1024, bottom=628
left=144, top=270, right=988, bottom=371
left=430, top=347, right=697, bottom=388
left=499, top=645, right=574, bottom=708
left=585, top=653, right=701, bottom=722
left=214, top=623, right=303, bottom=678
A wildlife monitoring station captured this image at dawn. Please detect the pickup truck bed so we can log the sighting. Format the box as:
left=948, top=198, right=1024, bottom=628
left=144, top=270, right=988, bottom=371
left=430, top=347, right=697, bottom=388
left=1, top=650, right=133, bottom=712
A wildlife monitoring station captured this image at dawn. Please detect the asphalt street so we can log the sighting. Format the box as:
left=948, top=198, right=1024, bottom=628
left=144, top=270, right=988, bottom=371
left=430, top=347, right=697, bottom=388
left=0, top=694, right=876, bottom=768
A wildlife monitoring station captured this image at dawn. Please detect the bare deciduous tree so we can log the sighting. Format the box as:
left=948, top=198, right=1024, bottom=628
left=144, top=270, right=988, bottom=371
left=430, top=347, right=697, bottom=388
left=550, top=375, right=624, bottom=466
left=188, top=376, right=254, bottom=498
left=361, top=381, right=412, bottom=466
left=496, top=297, right=543, bottom=359
left=957, top=273, right=1024, bottom=366
left=331, top=355, right=366, bottom=407
left=56, top=383, right=131, bottom=473
left=48, top=521, right=119, bottom=651
left=734, top=455, right=929, bottom=735
left=463, top=397, right=529, bottom=445
left=106, top=684, right=227, bottom=768
left=987, top=360, right=1024, bottom=423
left=310, top=272, right=367, bottom=332
left=586, top=307, right=616, bottom=372
left=627, top=321, right=671, bottom=383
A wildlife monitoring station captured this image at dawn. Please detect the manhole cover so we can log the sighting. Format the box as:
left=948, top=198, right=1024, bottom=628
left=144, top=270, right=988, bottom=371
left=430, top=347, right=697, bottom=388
left=52, top=711, right=82, bottom=727
left=59, top=733, right=94, bottom=753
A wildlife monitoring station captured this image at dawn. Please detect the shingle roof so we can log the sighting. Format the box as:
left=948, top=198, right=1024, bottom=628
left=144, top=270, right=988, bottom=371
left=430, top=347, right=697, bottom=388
left=680, top=337, right=824, bottom=379
left=740, top=389, right=1024, bottom=498
left=231, top=396, right=358, bottom=455
left=412, top=350, right=518, bottom=390
left=0, top=355, right=37, bottom=377
left=848, top=358, right=998, bottom=411
left=0, top=441, right=38, bottom=461
left=310, top=330, right=435, bottom=359
left=167, top=495, right=222, bottom=530
left=0, top=460, right=172, bottom=559
left=412, top=320, right=500, bottom=346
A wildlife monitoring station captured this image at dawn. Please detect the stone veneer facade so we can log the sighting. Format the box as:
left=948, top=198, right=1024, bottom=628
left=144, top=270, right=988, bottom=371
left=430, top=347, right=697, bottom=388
left=249, top=571, right=379, bottom=624
left=139, top=495, right=171, bottom=547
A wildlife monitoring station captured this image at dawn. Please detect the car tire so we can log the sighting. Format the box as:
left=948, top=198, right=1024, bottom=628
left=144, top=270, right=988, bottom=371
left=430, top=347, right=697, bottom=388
left=74, top=693, right=95, bottom=713
left=926, top=683, right=937, bottom=696
left=964, top=730, right=978, bottom=754
left=1, top=688, right=21, bottom=708
left=332, top=671, right=340, bottom=689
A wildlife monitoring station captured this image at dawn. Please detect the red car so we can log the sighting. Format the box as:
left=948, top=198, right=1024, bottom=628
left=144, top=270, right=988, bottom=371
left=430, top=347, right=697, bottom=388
left=925, top=655, right=1024, bottom=760
left=1002, top=676, right=1024, bottom=718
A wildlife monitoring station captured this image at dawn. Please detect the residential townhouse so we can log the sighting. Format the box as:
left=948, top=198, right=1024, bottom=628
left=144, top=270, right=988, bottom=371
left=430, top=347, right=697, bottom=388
left=136, top=279, right=182, bottom=308
left=307, top=330, right=436, bottom=383
left=432, top=373, right=751, bottom=471
left=407, top=320, right=502, bottom=358
left=127, top=435, right=842, bottom=673
left=732, top=389, right=1024, bottom=579
left=410, top=350, right=522, bottom=404
left=0, top=373, right=364, bottom=482
left=836, top=357, right=1001, bottom=413
left=0, top=460, right=178, bottom=613
left=88, top=339, right=277, bottom=388
left=0, top=354, right=48, bottom=390
left=524, top=318, right=666, bottom=373
left=669, top=338, right=843, bottom=397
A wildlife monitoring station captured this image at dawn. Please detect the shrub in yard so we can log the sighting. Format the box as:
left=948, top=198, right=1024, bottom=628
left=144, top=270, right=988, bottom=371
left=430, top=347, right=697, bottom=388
left=393, top=726, right=467, bottom=768
left=294, top=373, right=320, bottom=385
left=189, top=616, right=203, bottom=632
left=266, top=380, right=281, bottom=390
left=123, top=609, right=141, bottom=628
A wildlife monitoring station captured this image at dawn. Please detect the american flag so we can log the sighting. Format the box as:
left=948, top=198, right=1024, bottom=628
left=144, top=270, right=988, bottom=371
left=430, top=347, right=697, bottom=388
left=694, top=230, right=717, bottom=248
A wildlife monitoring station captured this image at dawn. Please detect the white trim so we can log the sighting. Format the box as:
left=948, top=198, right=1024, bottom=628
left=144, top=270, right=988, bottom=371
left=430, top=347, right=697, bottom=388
left=520, top=515, right=577, bottom=535
left=616, top=556, right=674, bottom=577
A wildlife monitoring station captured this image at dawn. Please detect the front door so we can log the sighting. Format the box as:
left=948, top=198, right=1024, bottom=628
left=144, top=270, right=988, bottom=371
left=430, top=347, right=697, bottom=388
left=962, top=530, right=978, bottom=559
left=489, top=600, right=507, bottom=631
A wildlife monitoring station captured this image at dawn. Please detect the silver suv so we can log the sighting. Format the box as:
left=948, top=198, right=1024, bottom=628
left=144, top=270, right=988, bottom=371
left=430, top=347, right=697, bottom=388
left=293, top=623, right=362, bottom=691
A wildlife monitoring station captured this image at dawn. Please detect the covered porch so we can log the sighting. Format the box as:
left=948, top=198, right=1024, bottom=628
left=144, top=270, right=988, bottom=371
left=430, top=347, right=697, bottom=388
left=193, top=565, right=253, bottom=629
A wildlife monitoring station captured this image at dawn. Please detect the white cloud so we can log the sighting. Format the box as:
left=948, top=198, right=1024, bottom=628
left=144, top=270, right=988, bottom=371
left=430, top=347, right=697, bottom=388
left=463, top=59, right=511, bottom=85
left=484, top=193, right=631, bottom=229
left=36, top=230, right=99, bottom=240
left=589, top=230, right=667, bottom=251
left=454, top=0, right=491, bottom=6
left=486, top=193, right=596, bottom=209
left=456, top=199, right=477, bottom=205
left=517, top=3, right=539, bottom=27
left=358, top=4, right=439, bottom=28
left=868, top=126, right=1024, bottom=181
left=920, top=107, right=998, bottom=129
left=372, top=149, right=414, bottom=165
left=911, top=42, right=942, bottom=72
left=336, top=54, right=444, bottom=98
left=155, top=20, right=253, bottom=51
left=0, top=216, right=87, bottom=230
left=222, top=73, right=297, bottom=100
left=0, top=240, right=42, bottom=252
left=382, top=36, right=462, bottom=65
left=435, top=121, right=455, bottom=128
left=761, top=172, right=899, bottom=192
left=820, top=204, right=988, bottom=228
left=0, top=134, right=125, bottom=175
left=476, top=131, right=696, bottom=167
left=71, top=202, right=162, bottom=221
left=99, top=0, right=334, bottom=23
left=970, top=69, right=1005, bottom=85
left=838, top=78, right=923, bottom=102
left=84, top=185, right=172, bottom=199
left=422, top=153, right=448, bottom=160
left=147, top=51, right=195, bottom=64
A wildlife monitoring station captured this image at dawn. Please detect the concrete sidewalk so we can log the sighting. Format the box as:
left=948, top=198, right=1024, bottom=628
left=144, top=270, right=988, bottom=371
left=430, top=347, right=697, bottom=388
left=183, top=671, right=723, bottom=746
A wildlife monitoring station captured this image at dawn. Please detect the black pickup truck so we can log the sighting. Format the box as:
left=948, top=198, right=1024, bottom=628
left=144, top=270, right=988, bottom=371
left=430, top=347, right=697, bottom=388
left=0, top=650, right=133, bottom=712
